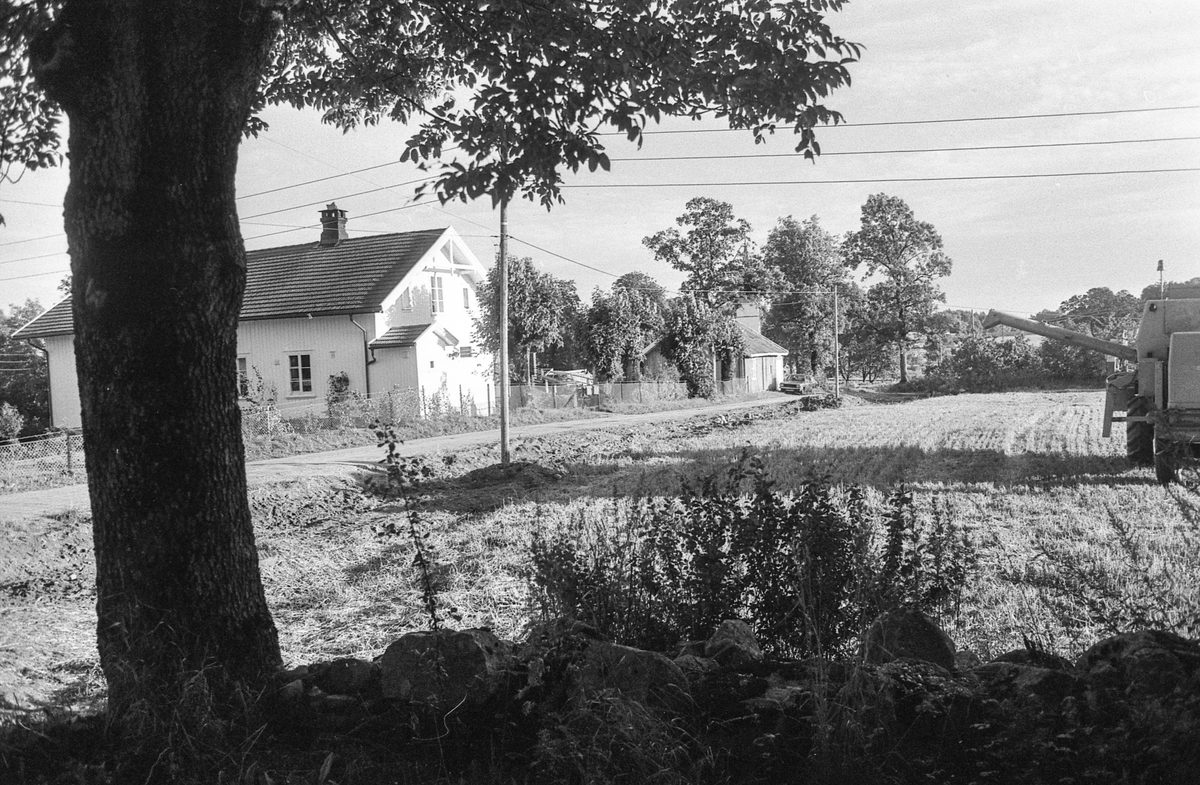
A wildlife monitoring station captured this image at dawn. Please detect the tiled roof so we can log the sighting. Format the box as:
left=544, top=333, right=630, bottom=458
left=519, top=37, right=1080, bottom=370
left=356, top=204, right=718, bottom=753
left=12, top=297, right=73, bottom=339
left=11, top=228, right=449, bottom=338
left=241, top=229, right=447, bottom=320
left=370, top=324, right=431, bottom=349
left=738, top=322, right=788, bottom=356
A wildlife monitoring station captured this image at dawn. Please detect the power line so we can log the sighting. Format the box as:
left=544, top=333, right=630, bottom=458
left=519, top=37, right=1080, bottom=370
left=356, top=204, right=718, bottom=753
left=0, top=198, right=61, bottom=207
left=607, top=104, right=1200, bottom=136
left=0, top=268, right=67, bottom=281
left=506, top=234, right=621, bottom=280
left=0, top=232, right=62, bottom=248
left=608, top=135, right=1200, bottom=163
left=0, top=249, right=68, bottom=266
left=560, top=166, right=1200, bottom=189
left=241, top=159, right=406, bottom=199
left=240, top=175, right=434, bottom=220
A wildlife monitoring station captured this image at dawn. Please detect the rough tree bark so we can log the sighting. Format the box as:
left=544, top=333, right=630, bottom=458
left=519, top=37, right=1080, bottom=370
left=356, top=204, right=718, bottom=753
left=31, top=1, right=283, bottom=713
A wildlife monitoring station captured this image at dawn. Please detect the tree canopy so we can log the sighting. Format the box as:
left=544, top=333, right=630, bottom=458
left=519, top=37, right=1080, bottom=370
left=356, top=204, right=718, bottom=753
left=643, top=197, right=783, bottom=309
left=475, top=256, right=580, bottom=381
left=761, top=215, right=847, bottom=376
left=0, top=299, right=49, bottom=436
left=1034, top=287, right=1141, bottom=382
left=585, top=274, right=667, bottom=382
left=2, top=0, right=861, bottom=210
left=843, top=194, right=953, bottom=383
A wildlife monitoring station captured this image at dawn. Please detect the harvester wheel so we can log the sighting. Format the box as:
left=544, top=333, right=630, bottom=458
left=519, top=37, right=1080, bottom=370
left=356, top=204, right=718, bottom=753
left=1154, top=437, right=1178, bottom=486
left=1125, top=397, right=1154, bottom=466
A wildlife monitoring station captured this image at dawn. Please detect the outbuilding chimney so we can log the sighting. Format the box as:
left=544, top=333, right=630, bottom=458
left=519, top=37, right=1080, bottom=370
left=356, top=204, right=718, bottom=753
left=319, top=203, right=348, bottom=246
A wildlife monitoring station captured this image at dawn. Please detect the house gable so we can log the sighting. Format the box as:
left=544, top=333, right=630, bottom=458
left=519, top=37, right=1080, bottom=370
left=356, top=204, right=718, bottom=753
left=377, top=228, right=487, bottom=332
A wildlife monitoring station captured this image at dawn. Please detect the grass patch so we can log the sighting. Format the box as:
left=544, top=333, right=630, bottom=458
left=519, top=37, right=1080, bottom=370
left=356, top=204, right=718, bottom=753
left=2, top=390, right=1198, bottom=782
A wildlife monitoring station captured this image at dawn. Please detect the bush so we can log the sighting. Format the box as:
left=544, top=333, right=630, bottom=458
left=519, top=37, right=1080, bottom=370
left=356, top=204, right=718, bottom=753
left=529, top=452, right=974, bottom=657
left=921, top=335, right=1043, bottom=392
left=0, top=401, right=23, bottom=441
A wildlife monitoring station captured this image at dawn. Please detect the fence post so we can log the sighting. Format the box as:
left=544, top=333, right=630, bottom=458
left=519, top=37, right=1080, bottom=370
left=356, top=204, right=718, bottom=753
left=66, top=432, right=73, bottom=476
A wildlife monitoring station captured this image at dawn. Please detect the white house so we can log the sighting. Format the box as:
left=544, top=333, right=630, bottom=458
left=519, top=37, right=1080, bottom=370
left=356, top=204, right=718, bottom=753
left=14, top=205, right=493, bottom=428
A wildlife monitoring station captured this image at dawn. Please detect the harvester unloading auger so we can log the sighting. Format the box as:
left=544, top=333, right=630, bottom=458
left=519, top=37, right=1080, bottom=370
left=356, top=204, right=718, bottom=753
left=982, top=298, right=1200, bottom=485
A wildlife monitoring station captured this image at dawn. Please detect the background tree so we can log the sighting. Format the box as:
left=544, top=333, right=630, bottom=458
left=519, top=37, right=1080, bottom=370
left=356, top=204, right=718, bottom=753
left=1139, top=275, right=1200, bottom=301
left=644, top=198, right=778, bottom=389
left=475, top=256, right=581, bottom=383
left=662, top=295, right=743, bottom=398
left=838, top=283, right=897, bottom=383
left=1, top=0, right=859, bottom=721
left=586, top=274, right=667, bottom=382
left=927, top=333, right=1040, bottom=392
left=0, top=299, right=50, bottom=436
left=842, top=193, right=953, bottom=383
left=644, top=197, right=783, bottom=309
left=761, top=215, right=848, bottom=377
left=1035, top=287, right=1141, bottom=383
left=922, top=308, right=980, bottom=371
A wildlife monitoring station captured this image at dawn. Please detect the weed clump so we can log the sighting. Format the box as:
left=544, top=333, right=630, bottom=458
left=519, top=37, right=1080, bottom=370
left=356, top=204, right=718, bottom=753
left=529, top=450, right=975, bottom=657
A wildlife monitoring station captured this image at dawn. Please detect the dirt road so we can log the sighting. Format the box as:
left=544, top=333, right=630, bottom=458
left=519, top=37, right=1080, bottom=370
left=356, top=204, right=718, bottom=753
left=0, top=395, right=796, bottom=523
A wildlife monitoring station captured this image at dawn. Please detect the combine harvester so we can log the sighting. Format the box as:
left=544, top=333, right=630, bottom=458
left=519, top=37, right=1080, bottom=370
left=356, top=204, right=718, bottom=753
left=982, top=297, right=1200, bottom=485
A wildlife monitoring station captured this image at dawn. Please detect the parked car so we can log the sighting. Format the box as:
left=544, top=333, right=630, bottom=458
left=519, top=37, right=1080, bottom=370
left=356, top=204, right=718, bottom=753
left=779, top=374, right=815, bottom=395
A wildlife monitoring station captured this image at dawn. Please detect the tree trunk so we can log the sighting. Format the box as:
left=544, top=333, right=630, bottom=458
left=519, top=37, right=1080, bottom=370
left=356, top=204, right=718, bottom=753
left=898, top=342, right=908, bottom=384
left=32, top=1, right=282, bottom=715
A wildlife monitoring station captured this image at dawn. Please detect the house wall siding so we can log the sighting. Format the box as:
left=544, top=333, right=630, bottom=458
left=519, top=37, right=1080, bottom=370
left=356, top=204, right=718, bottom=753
left=372, top=346, right=420, bottom=394
left=44, top=335, right=81, bottom=429
left=237, top=315, right=371, bottom=408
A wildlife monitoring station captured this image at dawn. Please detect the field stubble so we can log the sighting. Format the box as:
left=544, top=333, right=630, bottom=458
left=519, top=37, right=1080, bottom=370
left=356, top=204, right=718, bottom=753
left=2, top=389, right=1197, bottom=717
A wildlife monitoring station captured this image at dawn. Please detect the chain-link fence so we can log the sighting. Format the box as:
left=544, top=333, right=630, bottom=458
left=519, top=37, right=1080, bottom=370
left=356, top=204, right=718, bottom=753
left=501, top=381, right=689, bottom=411
left=0, top=432, right=87, bottom=493
left=238, top=386, right=477, bottom=437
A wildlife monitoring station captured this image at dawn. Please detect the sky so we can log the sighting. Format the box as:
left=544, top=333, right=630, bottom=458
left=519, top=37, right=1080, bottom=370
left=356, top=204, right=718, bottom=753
left=2, top=0, right=1199, bottom=319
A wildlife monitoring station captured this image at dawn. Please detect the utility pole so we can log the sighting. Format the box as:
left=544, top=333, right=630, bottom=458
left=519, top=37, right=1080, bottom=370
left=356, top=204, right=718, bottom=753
left=832, top=286, right=840, bottom=400
left=498, top=139, right=511, bottom=466
left=1158, top=259, right=1165, bottom=299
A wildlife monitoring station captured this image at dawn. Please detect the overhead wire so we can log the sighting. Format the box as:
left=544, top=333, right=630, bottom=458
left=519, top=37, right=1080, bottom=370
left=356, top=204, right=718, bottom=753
left=5, top=103, right=1199, bottom=283
left=607, top=135, right=1200, bottom=162
left=605, top=104, right=1200, bottom=136
left=561, top=167, right=1200, bottom=189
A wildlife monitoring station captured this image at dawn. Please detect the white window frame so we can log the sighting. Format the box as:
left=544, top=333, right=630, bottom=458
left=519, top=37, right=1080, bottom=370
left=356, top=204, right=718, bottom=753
left=287, top=352, right=314, bottom=396
left=431, top=276, right=444, bottom=313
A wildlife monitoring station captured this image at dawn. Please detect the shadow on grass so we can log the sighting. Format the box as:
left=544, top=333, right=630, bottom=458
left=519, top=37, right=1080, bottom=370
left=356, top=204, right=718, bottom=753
left=406, top=442, right=1147, bottom=515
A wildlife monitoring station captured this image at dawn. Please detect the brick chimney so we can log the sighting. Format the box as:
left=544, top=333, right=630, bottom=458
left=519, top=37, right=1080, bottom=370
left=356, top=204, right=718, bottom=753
left=319, top=203, right=348, bottom=246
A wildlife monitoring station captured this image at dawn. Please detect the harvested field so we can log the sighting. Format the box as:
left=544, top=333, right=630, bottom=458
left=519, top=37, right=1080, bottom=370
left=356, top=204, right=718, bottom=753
left=2, top=388, right=1197, bottom=717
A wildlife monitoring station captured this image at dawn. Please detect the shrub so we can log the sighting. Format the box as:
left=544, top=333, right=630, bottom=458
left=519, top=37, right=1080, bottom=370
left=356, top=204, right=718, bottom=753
left=922, top=335, right=1042, bottom=392
left=325, top=370, right=351, bottom=415
left=0, top=401, right=23, bottom=441
left=529, top=452, right=974, bottom=657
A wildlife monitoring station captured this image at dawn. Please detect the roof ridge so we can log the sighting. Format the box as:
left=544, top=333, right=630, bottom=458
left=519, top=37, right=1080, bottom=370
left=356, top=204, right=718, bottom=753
left=246, top=226, right=449, bottom=257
